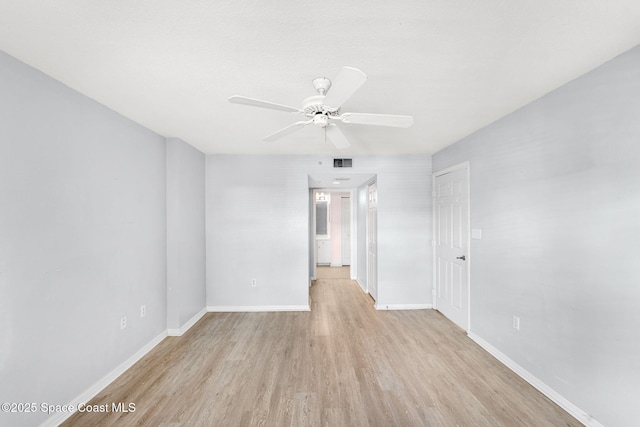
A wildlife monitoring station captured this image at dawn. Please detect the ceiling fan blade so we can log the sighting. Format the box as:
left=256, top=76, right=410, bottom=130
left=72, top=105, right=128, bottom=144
left=322, top=66, right=368, bottom=109
left=339, top=112, right=414, bottom=128
left=229, top=95, right=301, bottom=113
left=263, top=120, right=312, bottom=142
left=325, top=124, right=351, bottom=149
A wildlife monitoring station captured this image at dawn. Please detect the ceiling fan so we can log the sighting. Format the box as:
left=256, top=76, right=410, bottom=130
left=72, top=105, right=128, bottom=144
left=229, top=67, right=414, bottom=149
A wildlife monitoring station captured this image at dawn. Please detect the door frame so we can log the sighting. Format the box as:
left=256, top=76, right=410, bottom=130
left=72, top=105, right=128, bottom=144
left=432, top=161, right=471, bottom=332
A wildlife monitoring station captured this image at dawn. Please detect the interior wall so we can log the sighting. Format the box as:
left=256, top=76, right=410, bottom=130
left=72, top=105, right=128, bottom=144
left=432, top=45, right=640, bottom=427
left=206, top=155, right=311, bottom=309
left=205, top=155, right=432, bottom=310
left=0, top=51, right=168, bottom=427
left=373, top=156, right=432, bottom=307
left=166, top=137, right=206, bottom=331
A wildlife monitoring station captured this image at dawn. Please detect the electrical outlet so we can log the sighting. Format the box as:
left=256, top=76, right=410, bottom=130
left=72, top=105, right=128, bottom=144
left=512, top=315, right=520, bottom=331
left=140, top=305, right=146, bottom=318
left=251, top=279, right=257, bottom=287
left=120, top=316, right=127, bottom=330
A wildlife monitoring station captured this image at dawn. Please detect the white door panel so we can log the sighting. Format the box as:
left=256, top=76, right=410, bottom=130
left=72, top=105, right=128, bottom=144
left=341, top=197, right=351, bottom=266
left=434, top=165, right=469, bottom=330
left=368, top=182, right=378, bottom=301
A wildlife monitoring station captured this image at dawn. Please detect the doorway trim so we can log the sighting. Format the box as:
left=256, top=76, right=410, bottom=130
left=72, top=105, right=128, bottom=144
left=432, top=161, right=471, bottom=332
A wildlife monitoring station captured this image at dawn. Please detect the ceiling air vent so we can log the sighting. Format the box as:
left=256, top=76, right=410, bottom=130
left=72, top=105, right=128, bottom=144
left=333, top=158, right=353, bottom=168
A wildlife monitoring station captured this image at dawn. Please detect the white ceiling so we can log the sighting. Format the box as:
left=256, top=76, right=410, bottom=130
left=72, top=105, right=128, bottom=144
left=2, top=1, right=640, bottom=155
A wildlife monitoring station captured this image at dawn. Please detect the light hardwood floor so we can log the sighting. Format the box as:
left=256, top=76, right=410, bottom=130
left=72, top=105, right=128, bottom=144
left=62, top=267, right=581, bottom=426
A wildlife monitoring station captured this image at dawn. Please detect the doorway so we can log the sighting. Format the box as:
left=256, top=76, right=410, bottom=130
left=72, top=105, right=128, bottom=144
left=433, top=162, right=470, bottom=331
left=307, top=173, right=376, bottom=295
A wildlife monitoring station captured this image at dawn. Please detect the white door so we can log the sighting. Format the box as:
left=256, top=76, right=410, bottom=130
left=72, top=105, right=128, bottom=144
left=367, top=183, right=378, bottom=301
left=341, top=197, right=351, bottom=266
left=434, top=164, right=469, bottom=330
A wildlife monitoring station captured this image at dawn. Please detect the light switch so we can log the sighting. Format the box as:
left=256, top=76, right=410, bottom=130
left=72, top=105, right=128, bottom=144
left=471, top=228, right=482, bottom=240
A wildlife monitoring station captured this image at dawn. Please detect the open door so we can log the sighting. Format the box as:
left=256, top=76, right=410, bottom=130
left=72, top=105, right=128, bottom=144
left=367, top=182, right=378, bottom=301
left=341, top=197, right=351, bottom=266
left=309, top=189, right=316, bottom=283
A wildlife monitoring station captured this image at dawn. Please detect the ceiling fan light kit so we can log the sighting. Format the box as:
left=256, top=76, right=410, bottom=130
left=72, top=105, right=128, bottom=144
left=313, top=114, right=329, bottom=128
left=229, top=66, right=414, bottom=149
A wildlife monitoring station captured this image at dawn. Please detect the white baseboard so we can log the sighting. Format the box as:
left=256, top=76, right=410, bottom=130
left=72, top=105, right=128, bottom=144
left=207, top=305, right=311, bottom=312
left=330, top=263, right=343, bottom=267
left=355, top=279, right=367, bottom=293
left=41, top=330, right=168, bottom=427
left=375, top=304, right=433, bottom=310
left=167, top=307, right=207, bottom=336
left=467, top=332, right=603, bottom=427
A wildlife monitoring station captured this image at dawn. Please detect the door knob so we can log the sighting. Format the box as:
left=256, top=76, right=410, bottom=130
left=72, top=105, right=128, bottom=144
left=456, top=255, right=466, bottom=261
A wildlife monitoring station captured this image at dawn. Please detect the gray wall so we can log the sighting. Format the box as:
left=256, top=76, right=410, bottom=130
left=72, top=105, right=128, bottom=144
left=206, top=155, right=311, bottom=309
left=0, top=51, right=168, bottom=426
left=374, top=156, right=432, bottom=306
left=205, top=155, right=432, bottom=309
left=433, top=46, right=640, bottom=427
left=166, top=138, right=206, bottom=331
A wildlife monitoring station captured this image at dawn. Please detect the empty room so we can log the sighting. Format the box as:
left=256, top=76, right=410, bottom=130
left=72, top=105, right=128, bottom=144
left=1, top=2, right=639, bottom=426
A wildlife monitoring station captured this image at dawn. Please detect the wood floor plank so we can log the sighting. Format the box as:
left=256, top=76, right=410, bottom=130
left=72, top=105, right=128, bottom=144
left=62, top=267, right=582, bottom=427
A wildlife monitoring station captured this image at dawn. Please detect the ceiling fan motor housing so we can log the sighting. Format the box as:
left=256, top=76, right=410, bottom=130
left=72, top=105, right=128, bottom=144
left=303, top=94, right=339, bottom=122
left=303, top=77, right=341, bottom=122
